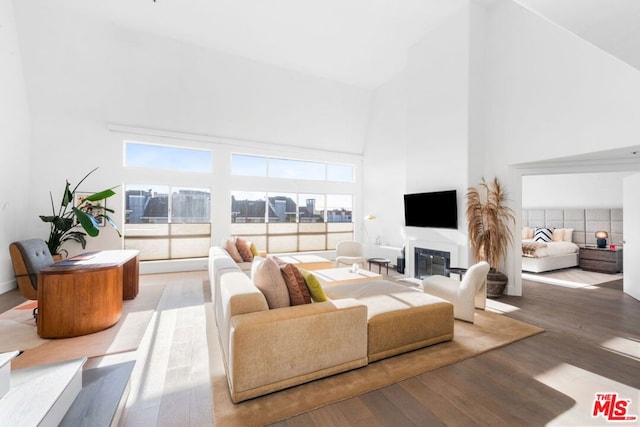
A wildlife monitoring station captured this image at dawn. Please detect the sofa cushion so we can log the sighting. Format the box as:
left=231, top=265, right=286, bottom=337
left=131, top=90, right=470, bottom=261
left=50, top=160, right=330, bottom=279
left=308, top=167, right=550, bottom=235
left=253, top=257, right=290, bottom=309
left=235, top=237, right=254, bottom=262
left=224, top=238, right=244, bottom=263
left=298, top=269, right=328, bottom=303
left=325, top=280, right=454, bottom=362
left=280, top=264, right=312, bottom=305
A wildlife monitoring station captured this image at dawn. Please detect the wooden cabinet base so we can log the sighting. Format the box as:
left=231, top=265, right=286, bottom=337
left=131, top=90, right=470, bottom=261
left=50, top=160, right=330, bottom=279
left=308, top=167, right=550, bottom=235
left=38, top=267, right=123, bottom=338
left=37, top=250, right=139, bottom=339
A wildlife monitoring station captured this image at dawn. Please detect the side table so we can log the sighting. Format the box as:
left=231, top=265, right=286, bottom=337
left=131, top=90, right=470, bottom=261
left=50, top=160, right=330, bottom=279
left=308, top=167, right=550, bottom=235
left=579, top=247, right=623, bottom=273
left=367, top=258, right=391, bottom=274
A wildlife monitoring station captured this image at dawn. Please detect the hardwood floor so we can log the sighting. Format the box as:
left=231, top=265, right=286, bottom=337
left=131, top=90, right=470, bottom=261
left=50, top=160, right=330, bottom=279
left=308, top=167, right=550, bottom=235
left=273, top=278, right=640, bottom=426
left=2, top=273, right=638, bottom=426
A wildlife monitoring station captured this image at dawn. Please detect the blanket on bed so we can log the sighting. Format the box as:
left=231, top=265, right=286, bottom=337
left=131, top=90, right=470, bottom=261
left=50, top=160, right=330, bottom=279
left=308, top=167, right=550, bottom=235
left=522, top=241, right=547, bottom=258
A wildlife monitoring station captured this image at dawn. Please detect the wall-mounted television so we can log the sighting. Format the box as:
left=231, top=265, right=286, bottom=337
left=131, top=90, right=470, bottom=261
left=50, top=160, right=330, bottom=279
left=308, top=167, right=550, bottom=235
left=403, top=190, right=458, bottom=229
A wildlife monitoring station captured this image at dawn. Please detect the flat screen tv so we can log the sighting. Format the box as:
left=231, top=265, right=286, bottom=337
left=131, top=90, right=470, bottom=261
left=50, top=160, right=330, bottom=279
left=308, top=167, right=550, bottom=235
left=404, top=190, right=458, bottom=229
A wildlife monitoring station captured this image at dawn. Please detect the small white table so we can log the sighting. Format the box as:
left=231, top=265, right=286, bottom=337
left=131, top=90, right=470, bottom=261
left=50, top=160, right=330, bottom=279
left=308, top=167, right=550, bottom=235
left=311, top=267, right=382, bottom=287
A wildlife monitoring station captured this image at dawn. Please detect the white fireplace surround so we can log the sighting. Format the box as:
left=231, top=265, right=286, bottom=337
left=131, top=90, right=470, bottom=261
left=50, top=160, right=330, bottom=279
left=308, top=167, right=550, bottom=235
left=406, top=240, right=460, bottom=279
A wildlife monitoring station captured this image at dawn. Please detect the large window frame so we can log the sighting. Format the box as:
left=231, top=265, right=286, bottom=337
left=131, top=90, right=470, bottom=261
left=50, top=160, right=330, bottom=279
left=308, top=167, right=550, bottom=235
left=123, top=141, right=213, bottom=261
left=115, top=129, right=362, bottom=264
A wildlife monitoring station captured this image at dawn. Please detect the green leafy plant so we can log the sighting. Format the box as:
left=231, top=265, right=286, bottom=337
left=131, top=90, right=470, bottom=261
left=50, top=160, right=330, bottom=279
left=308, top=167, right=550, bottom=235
left=39, top=167, right=121, bottom=256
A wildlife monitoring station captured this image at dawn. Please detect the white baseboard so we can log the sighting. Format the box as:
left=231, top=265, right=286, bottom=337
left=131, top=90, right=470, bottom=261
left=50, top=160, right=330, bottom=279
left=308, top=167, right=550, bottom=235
left=140, top=258, right=209, bottom=275
left=0, top=280, right=16, bottom=295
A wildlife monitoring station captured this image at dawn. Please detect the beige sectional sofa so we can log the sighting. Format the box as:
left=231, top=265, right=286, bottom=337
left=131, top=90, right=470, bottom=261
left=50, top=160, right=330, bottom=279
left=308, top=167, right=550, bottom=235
left=208, top=246, right=454, bottom=403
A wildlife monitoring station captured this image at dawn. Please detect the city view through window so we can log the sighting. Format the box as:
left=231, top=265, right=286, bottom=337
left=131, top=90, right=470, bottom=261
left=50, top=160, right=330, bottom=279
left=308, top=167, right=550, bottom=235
left=123, top=142, right=357, bottom=259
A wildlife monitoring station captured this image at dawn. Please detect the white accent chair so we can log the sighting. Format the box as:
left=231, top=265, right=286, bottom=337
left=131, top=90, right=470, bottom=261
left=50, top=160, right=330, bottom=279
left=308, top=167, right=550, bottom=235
left=421, top=261, right=490, bottom=323
left=334, top=241, right=367, bottom=268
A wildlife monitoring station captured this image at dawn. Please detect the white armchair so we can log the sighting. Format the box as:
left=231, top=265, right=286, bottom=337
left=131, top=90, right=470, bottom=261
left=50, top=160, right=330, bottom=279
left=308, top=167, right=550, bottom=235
left=421, top=261, right=490, bottom=323
left=334, top=241, right=367, bottom=268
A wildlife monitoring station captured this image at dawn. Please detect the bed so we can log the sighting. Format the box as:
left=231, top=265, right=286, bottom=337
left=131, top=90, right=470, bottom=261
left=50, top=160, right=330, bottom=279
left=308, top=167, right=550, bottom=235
left=521, top=227, right=580, bottom=273
left=521, top=208, right=624, bottom=273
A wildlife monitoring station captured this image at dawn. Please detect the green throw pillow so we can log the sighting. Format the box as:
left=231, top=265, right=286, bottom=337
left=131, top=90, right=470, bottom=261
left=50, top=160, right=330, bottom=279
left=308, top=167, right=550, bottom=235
left=299, top=269, right=328, bottom=303
left=249, top=241, right=259, bottom=257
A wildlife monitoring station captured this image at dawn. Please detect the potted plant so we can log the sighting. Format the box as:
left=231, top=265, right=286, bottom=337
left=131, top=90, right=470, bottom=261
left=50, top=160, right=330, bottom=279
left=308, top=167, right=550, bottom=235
left=39, top=167, right=121, bottom=258
left=466, top=177, right=515, bottom=297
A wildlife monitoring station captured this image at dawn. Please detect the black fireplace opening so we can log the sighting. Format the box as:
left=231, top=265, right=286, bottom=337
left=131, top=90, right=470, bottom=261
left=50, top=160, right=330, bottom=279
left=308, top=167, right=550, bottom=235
left=414, top=247, right=451, bottom=279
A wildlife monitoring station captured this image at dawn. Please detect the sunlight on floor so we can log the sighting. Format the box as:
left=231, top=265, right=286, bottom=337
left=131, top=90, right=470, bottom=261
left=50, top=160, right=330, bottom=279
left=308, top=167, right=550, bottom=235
left=485, top=299, right=521, bottom=314
left=521, top=271, right=623, bottom=289
left=535, top=363, right=640, bottom=425
left=522, top=274, right=599, bottom=289
left=599, top=336, right=640, bottom=361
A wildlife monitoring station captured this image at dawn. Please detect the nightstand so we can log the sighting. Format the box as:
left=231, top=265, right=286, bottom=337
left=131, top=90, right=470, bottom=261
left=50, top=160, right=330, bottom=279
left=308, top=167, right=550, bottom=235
left=578, top=247, right=623, bottom=274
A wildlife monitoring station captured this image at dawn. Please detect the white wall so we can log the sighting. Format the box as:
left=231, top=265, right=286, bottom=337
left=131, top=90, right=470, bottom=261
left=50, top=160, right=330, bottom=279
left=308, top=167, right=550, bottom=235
left=0, top=0, right=32, bottom=293
left=484, top=1, right=640, bottom=167
left=522, top=172, right=625, bottom=208
left=362, top=6, right=473, bottom=274
left=11, top=1, right=372, bottom=261
left=361, top=72, right=407, bottom=249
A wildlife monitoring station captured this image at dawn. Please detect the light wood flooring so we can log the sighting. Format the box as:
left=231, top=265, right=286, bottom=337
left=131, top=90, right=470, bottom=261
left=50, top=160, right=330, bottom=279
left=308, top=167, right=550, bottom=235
left=2, top=271, right=639, bottom=426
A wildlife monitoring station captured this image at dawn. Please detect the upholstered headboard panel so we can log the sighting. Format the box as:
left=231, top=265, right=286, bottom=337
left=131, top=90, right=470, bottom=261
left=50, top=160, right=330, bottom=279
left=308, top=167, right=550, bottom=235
left=522, top=208, right=623, bottom=247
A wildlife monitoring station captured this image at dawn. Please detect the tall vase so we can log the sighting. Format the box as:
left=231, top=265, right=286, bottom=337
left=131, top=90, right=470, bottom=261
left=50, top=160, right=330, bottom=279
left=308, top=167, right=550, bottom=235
left=487, top=269, right=508, bottom=298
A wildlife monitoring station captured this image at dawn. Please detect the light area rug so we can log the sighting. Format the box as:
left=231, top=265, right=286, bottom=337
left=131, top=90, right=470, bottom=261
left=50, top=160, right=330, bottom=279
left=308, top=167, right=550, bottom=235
left=522, top=268, right=623, bottom=288
left=209, top=308, right=544, bottom=427
left=0, top=282, right=165, bottom=370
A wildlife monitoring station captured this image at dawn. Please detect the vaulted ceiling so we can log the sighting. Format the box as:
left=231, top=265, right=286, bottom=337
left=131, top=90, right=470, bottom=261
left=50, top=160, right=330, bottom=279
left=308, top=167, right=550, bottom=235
left=14, top=0, right=640, bottom=88
left=19, top=0, right=640, bottom=89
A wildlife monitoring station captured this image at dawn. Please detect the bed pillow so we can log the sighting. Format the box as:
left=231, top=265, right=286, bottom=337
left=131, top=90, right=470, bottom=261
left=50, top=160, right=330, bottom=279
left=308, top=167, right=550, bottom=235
left=534, top=227, right=553, bottom=243
left=563, top=228, right=574, bottom=242
left=552, top=228, right=565, bottom=242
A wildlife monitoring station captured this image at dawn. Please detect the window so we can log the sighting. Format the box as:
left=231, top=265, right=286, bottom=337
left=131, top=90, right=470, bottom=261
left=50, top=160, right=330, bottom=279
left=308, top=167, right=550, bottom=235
left=231, top=191, right=266, bottom=223
left=124, top=185, right=211, bottom=261
left=267, top=192, right=298, bottom=223
left=230, top=191, right=353, bottom=253
left=298, top=194, right=325, bottom=223
left=231, top=154, right=354, bottom=183
left=125, top=142, right=212, bottom=173
left=326, top=194, right=352, bottom=223
left=231, top=154, right=266, bottom=176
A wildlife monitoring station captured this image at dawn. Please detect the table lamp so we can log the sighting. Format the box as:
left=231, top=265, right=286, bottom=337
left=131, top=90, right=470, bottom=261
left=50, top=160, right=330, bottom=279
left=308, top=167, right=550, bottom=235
left=595, top=231, right=608, bottom=248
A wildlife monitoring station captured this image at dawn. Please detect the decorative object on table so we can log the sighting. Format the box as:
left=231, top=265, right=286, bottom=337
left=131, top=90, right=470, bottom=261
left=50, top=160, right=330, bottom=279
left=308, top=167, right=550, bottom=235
left=39, top=167, right=121, bottom=257
left=466, top=177, right=515, bottom=298
left=595, top=231, right=609, bottom=248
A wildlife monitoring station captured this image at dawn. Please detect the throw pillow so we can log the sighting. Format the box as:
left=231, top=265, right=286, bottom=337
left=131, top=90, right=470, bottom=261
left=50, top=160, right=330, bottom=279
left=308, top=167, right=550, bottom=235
left=250, top=256, right=265, bottom=279
left=563, top=228, right=574, bottom=242
left=253, top=257, right=290, bottom=309
left=235, top=237, right=254, bottom=262
left=249, top=241, right=259, bottom=257
left=551, top=228, right=565, bottom=242
left=534, top=227, right=553, bottom=243
left=280, top=263, right=312, bottom=306
left=298, top=268, right=328, bottom=303
left=224, top=238, right=244, bottom=263
left=521, top=227, right=532, bottom=240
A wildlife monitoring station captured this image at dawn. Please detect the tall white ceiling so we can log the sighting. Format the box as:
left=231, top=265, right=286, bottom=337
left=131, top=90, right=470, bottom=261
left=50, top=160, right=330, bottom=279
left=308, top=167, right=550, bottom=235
left=15, top=0, right=640, bottom=88
left=517, top=0, right=640, bottom=73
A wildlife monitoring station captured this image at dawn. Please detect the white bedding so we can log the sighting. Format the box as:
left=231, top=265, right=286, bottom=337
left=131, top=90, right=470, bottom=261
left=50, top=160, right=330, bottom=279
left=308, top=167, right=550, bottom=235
left=522, top=239, right=579, bottom=258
